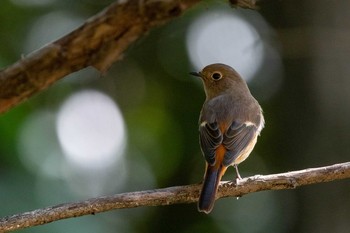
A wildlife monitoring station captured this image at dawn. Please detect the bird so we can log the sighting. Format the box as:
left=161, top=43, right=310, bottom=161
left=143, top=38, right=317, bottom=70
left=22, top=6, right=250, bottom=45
left=190, top=63, right=264, bottom=214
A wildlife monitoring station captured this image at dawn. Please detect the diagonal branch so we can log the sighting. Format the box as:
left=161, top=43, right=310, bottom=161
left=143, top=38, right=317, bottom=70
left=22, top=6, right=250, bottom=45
left=0, top=0, right=258, bottom=114
left=0, top=162, right=349, bottom=232
left=0, top=0, right=201, bottom=114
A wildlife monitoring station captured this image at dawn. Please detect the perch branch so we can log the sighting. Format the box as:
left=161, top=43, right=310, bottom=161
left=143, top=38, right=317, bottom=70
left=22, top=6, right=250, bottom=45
left=0, top=162, right=349, bottom=232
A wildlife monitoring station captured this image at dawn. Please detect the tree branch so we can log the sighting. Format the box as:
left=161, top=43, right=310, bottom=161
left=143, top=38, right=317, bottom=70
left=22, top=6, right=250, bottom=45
left=0, top=0, right=258, bottom=114
left=0, top=0, right=201, bottom=114
left=0, top=162, right=349, bottom=232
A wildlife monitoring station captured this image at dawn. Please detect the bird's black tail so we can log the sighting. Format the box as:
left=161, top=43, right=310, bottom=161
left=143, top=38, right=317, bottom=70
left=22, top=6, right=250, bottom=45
left=198, top=165, right=226, bottom=214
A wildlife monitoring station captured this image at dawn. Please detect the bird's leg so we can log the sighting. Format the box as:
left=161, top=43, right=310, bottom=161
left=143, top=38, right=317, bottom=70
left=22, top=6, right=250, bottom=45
left=234, top=164, right=242, bottom=185
left=234, top=164, right=242, bottom=179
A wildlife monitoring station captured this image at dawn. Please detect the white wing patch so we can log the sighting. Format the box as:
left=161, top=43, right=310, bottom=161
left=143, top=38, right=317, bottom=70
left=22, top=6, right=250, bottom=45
left=200, top=121, right=207, bottom=127
left=244, top=117, right=264, bottom=135
left=244, top=121, right=255, bottom=127
left=257, top=115, right=265, bottom=134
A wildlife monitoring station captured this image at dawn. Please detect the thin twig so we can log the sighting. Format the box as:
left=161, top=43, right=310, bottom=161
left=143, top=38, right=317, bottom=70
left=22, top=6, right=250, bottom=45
left=0, top=162, right=349, bottom=232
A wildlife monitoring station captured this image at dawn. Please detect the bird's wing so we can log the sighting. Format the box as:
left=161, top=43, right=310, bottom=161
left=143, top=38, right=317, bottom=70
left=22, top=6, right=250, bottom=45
left=199, top=121, right=223, bottom=165
left=222, top=121, right=257, bottom=166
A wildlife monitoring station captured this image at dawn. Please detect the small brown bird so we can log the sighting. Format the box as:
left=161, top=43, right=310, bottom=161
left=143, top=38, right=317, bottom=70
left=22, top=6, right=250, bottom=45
left=190, top=63, right=264, bottom=214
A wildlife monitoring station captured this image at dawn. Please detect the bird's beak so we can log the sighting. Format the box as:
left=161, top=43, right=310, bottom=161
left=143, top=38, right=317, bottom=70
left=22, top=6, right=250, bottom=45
left=189, top=71, right=202, bottom=77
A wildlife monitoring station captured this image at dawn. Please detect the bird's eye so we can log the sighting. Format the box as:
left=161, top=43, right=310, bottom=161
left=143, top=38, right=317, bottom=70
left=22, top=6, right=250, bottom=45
left=212, top=72, right=222, bottom=80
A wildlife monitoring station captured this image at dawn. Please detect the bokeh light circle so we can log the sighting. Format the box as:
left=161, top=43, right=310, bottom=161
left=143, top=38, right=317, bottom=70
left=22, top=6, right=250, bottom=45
left=56, top=90, right=126, bottom=170
left=187, top=10, right=264, bottom=81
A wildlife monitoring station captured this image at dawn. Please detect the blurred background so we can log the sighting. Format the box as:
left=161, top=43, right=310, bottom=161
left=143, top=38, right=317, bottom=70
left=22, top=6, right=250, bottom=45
left=0, top=0, right=349, bottom=232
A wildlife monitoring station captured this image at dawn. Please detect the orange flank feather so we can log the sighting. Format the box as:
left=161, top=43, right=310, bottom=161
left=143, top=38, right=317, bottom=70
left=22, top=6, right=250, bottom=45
left=215, top=144, right=226, bottom=166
